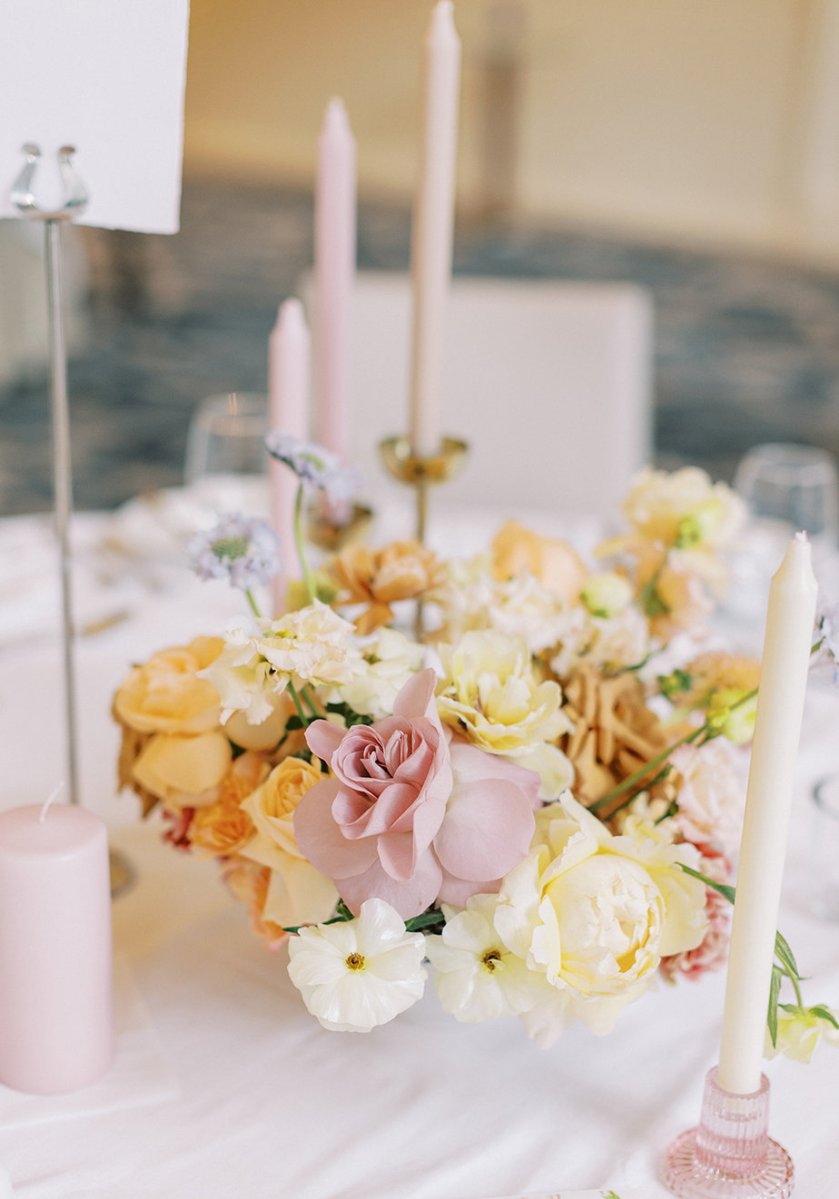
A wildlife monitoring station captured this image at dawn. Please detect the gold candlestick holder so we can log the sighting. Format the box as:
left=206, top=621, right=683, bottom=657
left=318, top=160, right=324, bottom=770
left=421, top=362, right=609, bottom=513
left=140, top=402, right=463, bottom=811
left=378, top=436, right=469, bottom=545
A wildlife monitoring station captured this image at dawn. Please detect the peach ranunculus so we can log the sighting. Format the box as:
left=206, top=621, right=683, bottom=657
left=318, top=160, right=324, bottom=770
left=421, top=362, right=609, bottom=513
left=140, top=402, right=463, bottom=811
left=131, top=731, right=232, bottom=810
left=240, top=757, right=339, bottom=927
left=294, top=669, right=540, bottom=919
left=330, top=540, right=445, bottom=633
left=189, top=752, right=267, bottom=858
left=114, top=637, right=224, bottom=735
left=491, top=521, right=588, bottom=604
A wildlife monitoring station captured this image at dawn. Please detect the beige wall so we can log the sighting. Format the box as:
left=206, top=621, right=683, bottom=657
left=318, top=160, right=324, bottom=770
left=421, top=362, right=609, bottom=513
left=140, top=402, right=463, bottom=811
left=184, top=0, right=839, bottom=260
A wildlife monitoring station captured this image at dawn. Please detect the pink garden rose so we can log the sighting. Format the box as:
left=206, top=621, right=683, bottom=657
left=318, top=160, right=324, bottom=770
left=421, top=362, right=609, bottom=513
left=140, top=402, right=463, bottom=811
left=294, top=669, right=540, bottom=919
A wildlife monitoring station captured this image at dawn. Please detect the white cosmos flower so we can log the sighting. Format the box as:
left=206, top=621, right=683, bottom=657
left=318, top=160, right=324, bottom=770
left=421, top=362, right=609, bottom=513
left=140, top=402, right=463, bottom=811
left=426, top=894, right=543, bottom=1023
left=287, top=899, right=427, bottom=1032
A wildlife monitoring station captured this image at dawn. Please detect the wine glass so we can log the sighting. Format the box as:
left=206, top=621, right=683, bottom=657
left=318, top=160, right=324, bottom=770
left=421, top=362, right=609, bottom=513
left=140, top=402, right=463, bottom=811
left=183, top=393, right=270, bottom=525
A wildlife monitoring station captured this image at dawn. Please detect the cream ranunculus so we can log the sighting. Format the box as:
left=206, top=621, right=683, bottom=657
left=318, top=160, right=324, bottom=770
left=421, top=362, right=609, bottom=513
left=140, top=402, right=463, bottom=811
left=436, top=630, right=573, bottom=796
left=622, top=467, right=745, bottom=550
left=240, top=757, right=338, bottom=926
left=131, top=731, right=232, bottom=809
left=337, top=628, right=426, bottom=719
left=114, top=637, right=224, bottom=735
left=494, top=793, right=708, bottom=1043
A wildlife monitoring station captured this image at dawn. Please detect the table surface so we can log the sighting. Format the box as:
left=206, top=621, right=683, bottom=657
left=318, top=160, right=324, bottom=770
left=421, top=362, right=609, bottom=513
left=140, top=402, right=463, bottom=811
left=0, top=506, right=838, bottom=1199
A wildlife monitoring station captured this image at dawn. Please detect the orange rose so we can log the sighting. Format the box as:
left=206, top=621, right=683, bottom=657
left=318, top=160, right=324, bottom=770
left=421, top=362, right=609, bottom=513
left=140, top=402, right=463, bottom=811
left=189, top=752, right=267, bottom=857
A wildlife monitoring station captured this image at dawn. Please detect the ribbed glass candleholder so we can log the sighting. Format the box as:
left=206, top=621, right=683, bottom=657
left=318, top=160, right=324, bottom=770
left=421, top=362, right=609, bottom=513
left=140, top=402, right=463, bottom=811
left=662, top=1068, right=794, bottom=1197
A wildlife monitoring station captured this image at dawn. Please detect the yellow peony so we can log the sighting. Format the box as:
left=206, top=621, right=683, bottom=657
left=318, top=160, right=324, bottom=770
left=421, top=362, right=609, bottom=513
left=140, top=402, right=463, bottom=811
left=494, top=793, right=707, bottom=1040
left=131, top=731, right=232, bottom=809
left=114, top=637, right=224, bottom=735
left=240, top=757, right=338, bottom=926
left=436, top=630, right=573, bottom=796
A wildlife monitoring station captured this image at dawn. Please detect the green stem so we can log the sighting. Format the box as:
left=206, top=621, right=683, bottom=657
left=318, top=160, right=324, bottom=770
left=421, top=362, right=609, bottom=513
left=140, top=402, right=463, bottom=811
left=245, top=588, right=261, bottom=619
left=589, top=725, right=705, bottom=812
left=301, top=685, right=323, bottom=718
left=287, top=681, right=308, bottom=726
left=293, top=482, right=316, bottom=604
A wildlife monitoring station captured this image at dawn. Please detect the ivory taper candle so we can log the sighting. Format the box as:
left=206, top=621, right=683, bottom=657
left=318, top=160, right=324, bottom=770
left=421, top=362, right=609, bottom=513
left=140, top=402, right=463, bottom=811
left=0, top=803, right=113, bottom=1094
left=408, top=0, right=461, bottom=457
left=717, top=532, right=817, bottom=1095
left=313, top=97, right=356, bottom=460
left=268, top=299, right=310, bottom=613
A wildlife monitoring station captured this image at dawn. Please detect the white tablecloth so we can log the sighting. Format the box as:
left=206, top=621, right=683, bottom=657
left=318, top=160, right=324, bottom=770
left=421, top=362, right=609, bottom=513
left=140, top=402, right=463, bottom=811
left=0, top=508, right=838, bottom=1198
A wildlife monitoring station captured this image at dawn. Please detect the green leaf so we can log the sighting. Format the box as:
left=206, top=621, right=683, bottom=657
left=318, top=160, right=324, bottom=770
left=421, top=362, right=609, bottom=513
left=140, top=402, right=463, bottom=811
left=679, top=863, right=736, bottom=905
left=640, top=578, right=670, bottom=617
left=774, top=930, right=801, bottom=981
left=767, top=965, right=782, bottom=1047
left=809, top=1005, right=839, bottom=1030
left=405, top=908, right=445, bottom=933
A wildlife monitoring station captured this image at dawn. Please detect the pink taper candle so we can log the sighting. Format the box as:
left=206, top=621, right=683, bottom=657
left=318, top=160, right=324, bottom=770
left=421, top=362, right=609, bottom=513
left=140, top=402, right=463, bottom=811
left=0, top=804, right=113, bottom=1094
left=269, top=299, right=310, bottom=614
left=408, top=0, right=462, bottom=457
left=313, top=97, right=356, bottom=459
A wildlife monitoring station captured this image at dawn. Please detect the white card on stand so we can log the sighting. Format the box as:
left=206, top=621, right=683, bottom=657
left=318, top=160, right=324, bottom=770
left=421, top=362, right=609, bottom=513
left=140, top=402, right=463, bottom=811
left=0, top=0, right=189, bottom=233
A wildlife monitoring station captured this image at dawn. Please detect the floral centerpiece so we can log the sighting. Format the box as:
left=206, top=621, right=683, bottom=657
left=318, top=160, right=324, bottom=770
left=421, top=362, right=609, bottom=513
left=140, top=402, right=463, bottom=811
left=113, top=453, right=838, bottom=1055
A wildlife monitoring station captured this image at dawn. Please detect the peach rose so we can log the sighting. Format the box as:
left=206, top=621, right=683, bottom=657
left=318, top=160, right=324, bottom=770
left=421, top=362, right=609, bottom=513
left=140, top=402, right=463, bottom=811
left=221, top=860, right=287, bottom=947
left=241, top=757, right=339, bottom=927
left=114, top=637, right=224, bottom=735
left=131, top=731, right=232, bottom=809
left=189, top=752, right=266, bottom=857
left=491, top=522, right=587, bottom=603
left=331, top=540, right=444, bottom=633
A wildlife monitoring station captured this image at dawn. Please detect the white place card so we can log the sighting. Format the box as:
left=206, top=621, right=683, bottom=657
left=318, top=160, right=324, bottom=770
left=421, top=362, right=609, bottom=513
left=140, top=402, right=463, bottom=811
left=0, top=0, right=190, bottom=234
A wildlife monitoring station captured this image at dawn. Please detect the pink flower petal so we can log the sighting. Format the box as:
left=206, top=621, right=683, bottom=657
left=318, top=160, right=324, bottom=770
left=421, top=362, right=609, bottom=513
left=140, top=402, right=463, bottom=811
left=305, top=720, right=346, bottom=766
left=338, top=850, right=443, bottom=919
left=336, top=781, right=418, bottom=838
left=449, top=739, right=541, bottom=806
left=393, top=667, right=437, bottom=720
left=376, top=830, right=416, bottom=881
left=293, top=779, right=378, bottom=880
left=436, top=870, right=501, bottom=907
left=434, top=777, right=536, bottom=883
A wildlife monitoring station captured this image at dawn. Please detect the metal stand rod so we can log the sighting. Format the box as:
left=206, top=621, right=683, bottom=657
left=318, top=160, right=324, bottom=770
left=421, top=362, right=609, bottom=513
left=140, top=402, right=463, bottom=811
left=45, top=218, right=80, bottom=806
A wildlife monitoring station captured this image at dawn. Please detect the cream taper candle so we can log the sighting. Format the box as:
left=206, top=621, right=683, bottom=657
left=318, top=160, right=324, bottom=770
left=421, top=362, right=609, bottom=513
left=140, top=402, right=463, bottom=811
left=717, top=533, right=817, bottom=1095
left=269, top=299, right=310, bottom=612
left=408, top=0, right=461, bottom=457
left=0, top=803, right=113, bottom=1094
left=313, top=97, right=356, bottom=460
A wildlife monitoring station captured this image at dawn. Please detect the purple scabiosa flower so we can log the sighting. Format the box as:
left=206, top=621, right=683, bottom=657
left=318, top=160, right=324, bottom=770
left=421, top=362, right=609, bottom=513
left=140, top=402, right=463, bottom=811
left=264, top=432, right=360, bottom=507
left=187, top=513, right=281, bottom=592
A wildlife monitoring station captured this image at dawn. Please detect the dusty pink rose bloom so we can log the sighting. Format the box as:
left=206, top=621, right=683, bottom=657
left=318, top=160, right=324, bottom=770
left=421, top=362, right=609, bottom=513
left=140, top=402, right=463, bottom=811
left=294, top=668, right=539, bottom=919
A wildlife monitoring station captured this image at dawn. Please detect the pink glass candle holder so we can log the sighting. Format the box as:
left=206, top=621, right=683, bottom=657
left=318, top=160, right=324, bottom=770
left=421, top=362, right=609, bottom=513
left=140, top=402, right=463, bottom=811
left=662, top=1068, right=794, bottom=1197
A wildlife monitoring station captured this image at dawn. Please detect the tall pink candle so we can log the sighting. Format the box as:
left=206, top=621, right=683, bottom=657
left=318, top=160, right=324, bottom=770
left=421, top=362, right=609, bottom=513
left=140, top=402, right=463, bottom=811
left=0, top=804, right=113, bottom=1094
left=313, top=97, right=356, bottom=459
left=269, top=298, right=310, bottom=614
left=408, top=0, right=462, bottom=457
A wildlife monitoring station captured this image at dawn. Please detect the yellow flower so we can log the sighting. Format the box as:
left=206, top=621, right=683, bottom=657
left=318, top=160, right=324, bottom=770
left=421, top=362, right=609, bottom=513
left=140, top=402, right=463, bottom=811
left=495, top=793, right=707, bottom=1037
left=765, top=1006, right=839, bottom=1063
left=491, top=521, right=587, bottom=603
left=114, top=637, right=223, bottom=735
left=131, top=731, right=232, bottom=809
left=580, top=572, right=633, bottom=619
left=436, top=630, right=573, bottom=796
left=240, top=757, right=338, bottom=926
left=622, top=467, right=744, bottom=550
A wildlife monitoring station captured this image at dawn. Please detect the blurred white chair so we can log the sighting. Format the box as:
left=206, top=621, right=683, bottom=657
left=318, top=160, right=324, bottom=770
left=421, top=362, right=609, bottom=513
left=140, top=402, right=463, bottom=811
left=300, top=270, right=653, bottom=520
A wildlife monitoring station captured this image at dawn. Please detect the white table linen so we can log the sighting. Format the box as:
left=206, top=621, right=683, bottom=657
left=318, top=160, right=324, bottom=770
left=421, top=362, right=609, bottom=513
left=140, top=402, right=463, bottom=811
left=0, top=507, right=837, bottom=1198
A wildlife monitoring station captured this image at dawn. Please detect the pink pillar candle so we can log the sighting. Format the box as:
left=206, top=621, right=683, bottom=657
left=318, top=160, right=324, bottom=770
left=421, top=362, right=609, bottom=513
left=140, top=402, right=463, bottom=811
left=313, top=97, right=356, bottom=460
left=269, top=298, right=310, bottom=614
left=0, top=804, right=113, bottom=1094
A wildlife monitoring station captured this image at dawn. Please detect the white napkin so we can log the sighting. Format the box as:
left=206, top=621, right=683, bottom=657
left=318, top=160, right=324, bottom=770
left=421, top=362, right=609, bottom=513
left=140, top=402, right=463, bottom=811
left=0, top=956, right=179, bottom=1129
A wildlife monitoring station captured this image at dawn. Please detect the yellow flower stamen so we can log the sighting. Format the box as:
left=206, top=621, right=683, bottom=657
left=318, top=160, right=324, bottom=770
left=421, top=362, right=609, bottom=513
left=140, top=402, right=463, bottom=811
left=345, top=952, right=366, bottom=972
